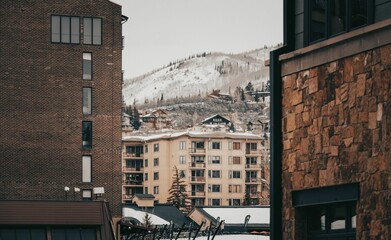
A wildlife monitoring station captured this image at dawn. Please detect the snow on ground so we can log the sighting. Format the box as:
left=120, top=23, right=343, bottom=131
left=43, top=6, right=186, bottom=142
left=202, top=208, right=269, bottom=225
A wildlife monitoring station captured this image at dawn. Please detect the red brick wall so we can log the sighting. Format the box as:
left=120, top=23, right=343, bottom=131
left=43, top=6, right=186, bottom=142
left=281, top=44, right=391, bottom=239
left=0, top=0, right=123, bottom=216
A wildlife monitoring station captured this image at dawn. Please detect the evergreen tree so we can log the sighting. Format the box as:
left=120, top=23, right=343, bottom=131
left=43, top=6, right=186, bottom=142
left=167, top=166, right=191, bottom=212
left=245, top=82, right=254, bottom=92
left=131, top=106, right=141, bottom=130
left=240, top=88, right=245, bottom=101
left=243, top=189, right=252, bottom=206
left=143, top=212, right=153, bottom=228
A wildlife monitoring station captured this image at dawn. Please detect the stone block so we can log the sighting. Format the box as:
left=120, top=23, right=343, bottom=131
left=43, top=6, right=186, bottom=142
left=368, top=112, right=377, bottom=129
left=380, top=44, right=391, bottom=67
left=359, top=112, right=368, bottom=122
left=308, top=77, right=318, bottom=95
left=343, top=57, right=354, bottom=82
left=330, top=135, right=341, bottom=146
left=348, top=82, right=356, bottom=108
left=356, top=73, right=366, bottom=97
left=286, top=113, right=296, bottom=132
left=329, top=146, right=339, bottom=156
left=377, top=103, right=383, bottom=121
left=353, top=53, right=366, bottom=75
left=327, top=61, right=337, bottom=73
left=343, top=137, right=354, bottom=148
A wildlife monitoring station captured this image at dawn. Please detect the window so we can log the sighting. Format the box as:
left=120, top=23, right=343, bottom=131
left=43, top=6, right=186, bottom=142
left=51, top=15, right=80, bottom=44
left=305, top=202, right=357, bottom=239
left=308, top=0, right=370, bottom=44
left=153, top=186, right=159, bottom=194
left=229, top=199, right=241, bottom=206
left=229, top=184, right=242, bottom=193
left=153, top=158, right=159, bottom=166
left=233, top=156, right=241, bottom=164
left=233, top=142, right=241, bottom=150
left=179, top=156, right=186, bottom=165
left=83, top=53, right=92, bottom=80
left=83, top=17, right=102, bottom=45
left=144, top=173, right=148, bottom=181
left=210, top=199, right=221, bottom=206
left=153, top=172, right=159, bottom=180
left=82, top=121, right=92, bottom=149
left=154, top=144, right=159, bottom=152
left=229, top=170, right=241, bottom=179
left=192, top=156, right=205, bottom=163
left=145, top=187, right=148, bottom=194
left=0, top=227, right=47, bottom=240
left=145, top=144, right=148, bottom=153
left=82, top=156, right=91, bottom=182
left=82, top=87, right=92, bottom=115
left=211, top=184, right=221, bottom=192
left=209, top=170, right=221, bottom=178
left=209, top=156, right=221, bottom=164
left=82, top=189, right=92, bottom=200
left=209, top=141, right=221, bottom=150
left=246, top=142, right=257, bottom=151
left=179, top=141, right=186, bottom=150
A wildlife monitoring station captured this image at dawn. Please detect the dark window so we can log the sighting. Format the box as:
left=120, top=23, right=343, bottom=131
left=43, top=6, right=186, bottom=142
left=145, top=144, right=148, bottom=153
left=144, top=159, right=148, bottom=167
left=0, top=227, right=46, bottom=240
left=308, top=0, right=370, bottom=44
left=228, top=199, right=241, bottom=206
left=82, top=87, right=92, bottom=115
left=83, top=17, right=102, bottom=45
left=230, top=170, right=241, bottom=179
left=211, top=184, right=221, bottom=192
left=211, top=199, right=221, bottom=206
left=210, top=156, right=220, bottom=164
left=144, top=173, right=148, bottom=181
left=153, top=158, right=159, bottom=166
left=153, top=144, right=159, bottom=152
left=51, top=227, right=96, bottom=240
left=304, top=202, right=357, bottom=239
left=211, top=141, right=220, bottom=149
left=51, top=15, right=80, bottom=44
left=209, top=170, right=221, bottom=178
left=154, top=172, right=159, bottom=180
left=82, top=121, right=92, bottom=149
left=83, top=53, right=92, bottom=80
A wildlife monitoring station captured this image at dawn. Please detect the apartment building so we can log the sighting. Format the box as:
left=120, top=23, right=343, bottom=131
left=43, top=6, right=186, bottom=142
left=122, top=131, right=270, bottom=206
left=270, top=0, right=391, bottom=239
left=0, top=0, right=124, bottom=218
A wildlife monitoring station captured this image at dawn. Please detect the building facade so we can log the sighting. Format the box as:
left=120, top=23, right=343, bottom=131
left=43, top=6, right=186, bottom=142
left=122, top=131, right=270, bottom=206
left=270, top=0, right=391, bottom=239
left=0, top=0, right=123, bottom=217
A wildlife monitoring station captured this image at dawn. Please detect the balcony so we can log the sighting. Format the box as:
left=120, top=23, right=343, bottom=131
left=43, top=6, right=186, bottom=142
left=245, top=149, right=262, bottom=155
left=190, top=191, right=206, bottom=197
left=122, top=152, right=143, bottom=158
left=189, top=176, right=206, bottom=183
left=123, top=179, right=143, bottom=185
left=122, top=166, right=143, bottom=172
left=245, top=178, right=261, bottom=184
left=245, top=163, right=261, bottom=169
left=189, top=162, right=206, bottom=169
left=189, top=148, right=206, bottom=155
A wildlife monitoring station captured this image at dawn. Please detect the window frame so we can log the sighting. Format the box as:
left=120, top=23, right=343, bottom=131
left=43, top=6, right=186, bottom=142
left=82, top=52, right=92, bottom=80
left=83, top=17, right=102, bottom=45
left=82, top=87, right=92, bottom=115
left=82, top=121, right=92, bottom=149
left=153, top=158, right=159, bottom=166
left=51, top=15, right=80, bottom=44
left=153, top=143, right=159, bottom=152
left=82, top=155, right=92, bottom=183
left=233, top=142, right=241, bottom=150
left=153, top=172, right=159, bottom=180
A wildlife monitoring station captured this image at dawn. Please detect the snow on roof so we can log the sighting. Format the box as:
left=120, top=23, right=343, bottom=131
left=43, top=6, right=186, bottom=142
left=122, top=208, right=169, bottom=225
left=201, top=114, right=229, bottom=123
left=201, top=207, right=269, bottom=225
left=122, top=131, right=262, bottom=142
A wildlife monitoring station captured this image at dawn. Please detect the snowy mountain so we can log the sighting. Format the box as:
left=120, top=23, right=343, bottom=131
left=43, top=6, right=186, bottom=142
left=123, top=47, right=273, bottom=105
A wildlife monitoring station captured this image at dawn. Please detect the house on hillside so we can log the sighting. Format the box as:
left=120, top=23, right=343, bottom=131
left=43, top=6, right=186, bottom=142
left=208, top=90, right=233, bottom=102
left=141, top=109, right=171, bottom=129
left=201, top=114, right=231, bottom=125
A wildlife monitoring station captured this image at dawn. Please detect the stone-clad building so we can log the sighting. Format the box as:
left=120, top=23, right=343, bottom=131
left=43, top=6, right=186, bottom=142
left=0, top=0, right=124, bottom=218
left=270, top=1, right=391, bottom=239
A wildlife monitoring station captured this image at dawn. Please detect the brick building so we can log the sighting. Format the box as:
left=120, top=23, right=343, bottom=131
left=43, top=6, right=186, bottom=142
left=0, top=0, right=124, bottom=217
left=270, top=0, right=391, bottom=239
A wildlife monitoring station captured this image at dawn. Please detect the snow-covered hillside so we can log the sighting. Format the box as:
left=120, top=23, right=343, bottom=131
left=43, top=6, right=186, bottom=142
left=123, top=48, right=273, bottom=105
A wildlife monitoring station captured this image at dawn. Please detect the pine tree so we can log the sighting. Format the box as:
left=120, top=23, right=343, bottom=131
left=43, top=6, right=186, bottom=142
left=243, top=189, right=252, bottom=206
left=143, top=212, right=153, bottom=228
left=131, top=106, right=141, bottom=130
left=167, top=166, right=191, bottom=212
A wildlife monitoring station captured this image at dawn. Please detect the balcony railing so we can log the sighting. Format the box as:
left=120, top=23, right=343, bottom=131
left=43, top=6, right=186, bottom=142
left=189, top=148, right=206, bottom=154
left=245, top=178, right=261, bottom=183
left=122, top=166, right=143, bottom=172
left=245, top=163, right=261, bottom=169
left=123, top=152, right=143, bottom=158
left=123, top=179, right=143, bottom=185
left=190, top=191, right=206, bottom=197
left=190, top=176, right=206, bottom=182
left=189, top=162, right=206, bottom=168
left=245, top=149, right=262, bottom=155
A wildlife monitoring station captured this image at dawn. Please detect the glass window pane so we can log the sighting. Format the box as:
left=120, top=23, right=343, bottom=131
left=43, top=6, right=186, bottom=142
left=81, top=228, right=96, bottom=240
left=83, top=88, right=92, bottom=115
left=71, top=17, right=80, bottom=44
left=83, top=18, right=92, bottom=44
left=82, top=189, right=92, bottom=199
left=93, top=18, right=101, bottom=45
left=351, top=205, right=356, bottom=229
left=309, top=208, right=326, bottom=231
left=61, top=16, right=70, bottom=43
left=30, top=228, right=46, bottom=240
left=51, top=228, right=66, bottom=240
left=351, top=0, right=368, bottom=29
left=82, top=156, right=91, bottom=182
left=66, top=229, right=81, bottom=240
left=330, top=206, right=347, bottom=230
left=330, top=0, right=346, bottom=36
left=82, top=121, right=92, bottom=149
left=310, top=0, right=326, bottom=42
left=83, top=53, right=92, bottom=80
left=51, top=16, right=61, bottom=42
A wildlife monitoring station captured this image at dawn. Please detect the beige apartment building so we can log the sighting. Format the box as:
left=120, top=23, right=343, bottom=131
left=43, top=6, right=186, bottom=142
left=122, top=131, right=270, bottom=206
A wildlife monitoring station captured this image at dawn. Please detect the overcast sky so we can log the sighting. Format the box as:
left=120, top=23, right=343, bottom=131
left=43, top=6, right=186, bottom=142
left=110, top=0, right=283, bottom=78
